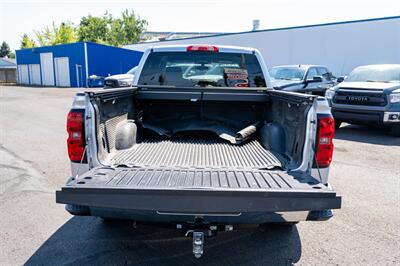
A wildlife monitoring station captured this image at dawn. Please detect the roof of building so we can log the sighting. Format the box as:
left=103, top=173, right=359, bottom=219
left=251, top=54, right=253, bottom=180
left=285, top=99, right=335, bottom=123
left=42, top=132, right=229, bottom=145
left=128, top=15, right=400, bottom=46
left=140, top=31, right=227, bottom=42
left=142, top=31, right=225, bottom=36
left=16, top=41, right=142, bottom=52
left=0, top=57, right=16, bottom=69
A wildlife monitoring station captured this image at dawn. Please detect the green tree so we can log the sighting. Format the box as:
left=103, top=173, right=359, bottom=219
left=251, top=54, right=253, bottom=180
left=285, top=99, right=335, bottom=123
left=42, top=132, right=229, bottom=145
left=20, top=34, right=36, bottom=49
left=35, top=26, right=54, bottom=46
left=20, top=10, right=146, bottom=49
left=35, top=22, right=77, bottom=46
left=120, top=9, right=147, bottom=44
left=107, top=18, right=124, bottom=46
left=56, top=22, right=78, bottom=44
left=0, top=41, right=11, bottom=57
left=77, top=14, right=110, bottom=44
left=78, top=10, right=147, bottom=46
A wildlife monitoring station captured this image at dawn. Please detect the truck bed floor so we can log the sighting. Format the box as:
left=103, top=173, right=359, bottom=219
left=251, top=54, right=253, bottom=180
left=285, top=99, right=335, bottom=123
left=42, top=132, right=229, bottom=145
left=111, top=136, right=282, bottom=169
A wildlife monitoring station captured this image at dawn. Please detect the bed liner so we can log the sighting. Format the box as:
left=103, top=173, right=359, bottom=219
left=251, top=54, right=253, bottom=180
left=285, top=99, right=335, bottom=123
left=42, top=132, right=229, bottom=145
left=110, top=136, right=282, bottom=169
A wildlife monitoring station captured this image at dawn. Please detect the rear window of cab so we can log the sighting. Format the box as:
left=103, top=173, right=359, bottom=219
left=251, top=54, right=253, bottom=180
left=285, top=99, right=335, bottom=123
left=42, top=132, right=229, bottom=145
left=138, top=51, right=266, bottom=87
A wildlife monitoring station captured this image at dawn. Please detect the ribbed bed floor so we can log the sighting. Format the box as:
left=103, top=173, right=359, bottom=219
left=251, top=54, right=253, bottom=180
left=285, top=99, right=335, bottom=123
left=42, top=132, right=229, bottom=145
left=111, top=136, right=282, bottom=169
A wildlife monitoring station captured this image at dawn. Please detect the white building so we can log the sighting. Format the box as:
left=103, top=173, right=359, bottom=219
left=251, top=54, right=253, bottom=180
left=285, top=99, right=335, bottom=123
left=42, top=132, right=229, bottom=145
left=125, top=16, right=400, bottom=76
left=140, top=31, right=225, bottom=42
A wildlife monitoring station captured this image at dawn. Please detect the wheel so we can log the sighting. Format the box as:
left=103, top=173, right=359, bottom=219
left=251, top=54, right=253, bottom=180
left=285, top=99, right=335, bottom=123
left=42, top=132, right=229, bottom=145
left=390, top=124, right=400, bottom=137
left=334, top=120, right=342, bottom=130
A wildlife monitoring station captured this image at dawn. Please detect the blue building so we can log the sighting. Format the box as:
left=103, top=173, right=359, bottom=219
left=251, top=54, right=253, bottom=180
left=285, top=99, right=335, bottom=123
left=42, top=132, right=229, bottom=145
left=16, top=42, right=143, bottom=87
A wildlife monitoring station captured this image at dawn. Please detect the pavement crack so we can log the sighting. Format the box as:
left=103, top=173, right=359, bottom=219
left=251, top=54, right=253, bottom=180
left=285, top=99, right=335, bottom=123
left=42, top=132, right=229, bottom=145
left=0, top=144, right=53, bottom=195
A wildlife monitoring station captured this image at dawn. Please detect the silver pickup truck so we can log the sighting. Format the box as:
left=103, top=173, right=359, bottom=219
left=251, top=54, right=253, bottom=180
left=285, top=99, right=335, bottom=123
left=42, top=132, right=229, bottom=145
left=56, top=45, right=341, bottom=257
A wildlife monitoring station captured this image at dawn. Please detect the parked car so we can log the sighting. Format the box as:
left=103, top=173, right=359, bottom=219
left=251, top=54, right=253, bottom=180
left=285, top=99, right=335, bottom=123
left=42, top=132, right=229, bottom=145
left=269, top=65, right=337, bottom=95
left=87, top=75, right=105, bottom=88
left=57, top=45, right=341, bottom=258
left=104, top=66, right=137, bottom=88
left=326, top=64, right=400, bottom=136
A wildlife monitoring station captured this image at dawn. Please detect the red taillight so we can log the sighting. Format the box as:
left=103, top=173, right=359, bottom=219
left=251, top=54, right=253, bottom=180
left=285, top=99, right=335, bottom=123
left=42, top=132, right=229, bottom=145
left=315, top=116, right=335, bottom=168
left=67, top=110, right=86, bottom=162
left=187, top=45, right=219, bottom=52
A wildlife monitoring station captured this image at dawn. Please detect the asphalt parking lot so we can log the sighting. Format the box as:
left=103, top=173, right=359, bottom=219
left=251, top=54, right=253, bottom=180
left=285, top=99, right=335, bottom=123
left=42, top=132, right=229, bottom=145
left=0, top=85, right=399, bottom=265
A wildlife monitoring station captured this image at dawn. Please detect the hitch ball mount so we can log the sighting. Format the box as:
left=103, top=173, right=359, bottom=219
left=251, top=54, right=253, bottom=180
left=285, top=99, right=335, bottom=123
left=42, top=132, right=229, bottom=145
left=180, top=224, right=234, bottom=258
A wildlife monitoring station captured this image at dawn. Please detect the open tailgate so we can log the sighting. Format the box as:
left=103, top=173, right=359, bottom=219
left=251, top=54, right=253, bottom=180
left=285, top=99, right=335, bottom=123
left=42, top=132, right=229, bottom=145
left=56, top=167, right=341, bottom=213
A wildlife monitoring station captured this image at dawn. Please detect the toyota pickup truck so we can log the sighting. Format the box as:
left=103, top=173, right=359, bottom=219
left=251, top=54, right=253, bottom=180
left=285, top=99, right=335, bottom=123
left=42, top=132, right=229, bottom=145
left=56, top=45, right=341, bottom=258
left=326, top=64, right=400, bottom=136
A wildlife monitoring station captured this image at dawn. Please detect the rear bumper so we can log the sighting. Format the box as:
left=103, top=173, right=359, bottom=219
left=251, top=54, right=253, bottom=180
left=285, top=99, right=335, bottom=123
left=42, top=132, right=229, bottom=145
left=65, top=205, right=334, bottom=223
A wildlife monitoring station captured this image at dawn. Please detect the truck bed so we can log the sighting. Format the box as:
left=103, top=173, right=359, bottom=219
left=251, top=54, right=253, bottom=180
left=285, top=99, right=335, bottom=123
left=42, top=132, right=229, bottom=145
left=110, top=136, right=282, bottom=169
left=58, top=87, right=341, bottom=220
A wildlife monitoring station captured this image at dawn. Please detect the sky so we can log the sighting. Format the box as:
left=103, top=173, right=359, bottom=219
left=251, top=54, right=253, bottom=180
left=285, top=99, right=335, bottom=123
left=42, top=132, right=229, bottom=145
left=0, top=0, right=399, bottom=51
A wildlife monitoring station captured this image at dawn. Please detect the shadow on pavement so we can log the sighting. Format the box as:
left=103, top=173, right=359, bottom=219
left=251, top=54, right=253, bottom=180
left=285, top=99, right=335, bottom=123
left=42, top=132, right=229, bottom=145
left=335, top=124, right=400, bottom=146
left=26, top=216, right=302, bottom=265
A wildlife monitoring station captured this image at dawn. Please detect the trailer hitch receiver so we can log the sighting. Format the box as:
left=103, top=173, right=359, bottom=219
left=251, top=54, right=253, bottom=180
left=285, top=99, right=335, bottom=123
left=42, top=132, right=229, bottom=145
left=183, top=224, right=234, bottom=258
left=192, top=231, right=204, bottom=258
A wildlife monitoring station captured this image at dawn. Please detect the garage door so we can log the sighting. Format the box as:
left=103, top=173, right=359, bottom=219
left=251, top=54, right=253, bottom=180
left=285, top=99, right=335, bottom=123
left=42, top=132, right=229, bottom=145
left=54, top=57, right=70, bottom=87
left=29, top=64, right=41, bottom=85
left=18, top=64, right=29, bottom=84
left=40, top=53, right=55, bottom=86
left=0, top=70, right=6, bottom=82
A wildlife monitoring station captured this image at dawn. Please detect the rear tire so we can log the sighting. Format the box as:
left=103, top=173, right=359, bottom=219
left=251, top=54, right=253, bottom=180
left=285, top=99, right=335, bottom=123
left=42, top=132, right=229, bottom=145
left=390, top=125, right=400, bottom=137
